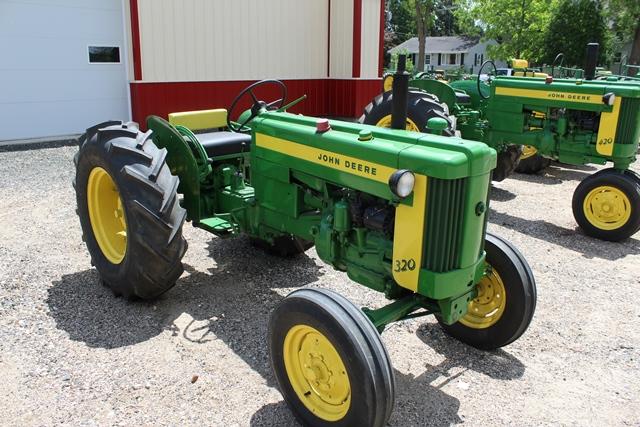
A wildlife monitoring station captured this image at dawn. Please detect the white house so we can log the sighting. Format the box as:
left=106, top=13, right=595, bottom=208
left=389, top=36, right=507, bottom=74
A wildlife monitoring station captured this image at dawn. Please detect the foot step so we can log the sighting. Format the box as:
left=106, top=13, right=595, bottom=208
left=196, top=216, right=235, bottom=235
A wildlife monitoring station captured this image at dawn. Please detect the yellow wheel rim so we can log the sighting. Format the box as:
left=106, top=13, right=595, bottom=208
left=583, top=185, right=631, bottom=231
left=87, top=167, right=127, bottom=264
left=460, top=266, right=506, bottom=329
left=283, top=325, right=351, bottom=421
left=520, top=145, right=538, bottom=160
left=383, top=75, right=394, bottom=92
left=375, top=114, right=421, bottom=132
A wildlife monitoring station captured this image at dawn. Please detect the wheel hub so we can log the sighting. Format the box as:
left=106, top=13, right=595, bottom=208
left=460, top=266, right=506, bottom=329
left=520, top=145, right=538, bottom=160
left=376, top=115, right=421, bottom=132
left=87, top=167, right=127, bottom=264
left=283, top=325, right=350, bottom=421
left=583, top=185, right=631, bottom=230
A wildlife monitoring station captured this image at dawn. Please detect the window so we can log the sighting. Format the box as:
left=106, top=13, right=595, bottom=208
left=448, top=53, right=457, bottom=65
left=425, top=54, right=431, bottom=65
left=88, top=46, right=120, bottom=63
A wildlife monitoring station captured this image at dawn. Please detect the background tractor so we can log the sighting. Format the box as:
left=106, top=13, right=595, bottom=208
left=74, top=75, right=536, bottom=425
left=361, top=46, right=640, bottom=242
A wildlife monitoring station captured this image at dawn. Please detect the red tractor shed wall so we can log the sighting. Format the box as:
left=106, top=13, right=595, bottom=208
left=127, top=0, right=383, bottom=126
left=130, top=79, right=381, bottom=126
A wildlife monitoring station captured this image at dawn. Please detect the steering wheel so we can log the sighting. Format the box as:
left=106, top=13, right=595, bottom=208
left=551, top=53, right=564, bottom=76
left=477, top=60, right=497, bottom=100
left=227, top=79, right=287, bottom=132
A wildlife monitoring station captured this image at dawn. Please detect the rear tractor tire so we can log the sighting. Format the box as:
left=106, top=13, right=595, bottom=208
left=493, top=145, right=523, bottom=182
left=250, top=235, right=314, bottom=257
left=438, top=232, right=537, bottom=350
left=74, top=121, right=188, bottom=299
left=572, top=168, right=640, bottom=241
left=269, top=288, right=395, bottom=426
left=359, top=90, right=454, bottom=135
left=359, top=91, right=523, bottom=182
left=515, top=146, right=551, bottom=174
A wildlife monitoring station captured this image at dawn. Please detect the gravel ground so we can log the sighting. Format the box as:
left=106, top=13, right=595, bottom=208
left=1, top=145, right=639, bottom=426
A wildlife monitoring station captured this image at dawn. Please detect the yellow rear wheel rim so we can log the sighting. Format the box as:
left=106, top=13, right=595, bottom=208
left=283, top=325, right=351, bottom=421
left=460, top=266, right=506, bottom=329
left=583, top=185, right=631, bottom=231
left=383, top=75, right=394, bottom=92
left=87, top=167, right=127, bottom=264
left=375, top=114, right=421, bottom=132
left=520, top=145, right=538, bottom=160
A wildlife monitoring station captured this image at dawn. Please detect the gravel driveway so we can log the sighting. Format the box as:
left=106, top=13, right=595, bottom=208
left=1, top=145, right=639, bottom=426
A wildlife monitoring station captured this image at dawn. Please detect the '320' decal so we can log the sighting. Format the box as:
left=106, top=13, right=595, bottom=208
left=394, top=258, right=417, bottom=272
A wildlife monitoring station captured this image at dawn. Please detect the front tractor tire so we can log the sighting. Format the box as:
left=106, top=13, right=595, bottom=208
left=439, top=232, right=537, bottom=350
left=572, top=168, right=640, bottom=241
left=74, top=121, right=188, bottom=299
left=269, top=288, right=395, bottom=427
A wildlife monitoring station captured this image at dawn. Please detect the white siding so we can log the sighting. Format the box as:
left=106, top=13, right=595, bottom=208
left=0, top=0, right=129, bottom=140
left=465, top=41, right=506, bottom=73
left=359, top=0, right=380, bottom=78
left=137, top=0, right=329, bottom=82
left=328, top=0, right=353, bottom=78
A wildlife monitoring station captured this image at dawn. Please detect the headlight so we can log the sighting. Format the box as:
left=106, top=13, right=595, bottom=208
left=603, top=92, right=615, bottom=106
left=389, top=170, right=415, bottom=198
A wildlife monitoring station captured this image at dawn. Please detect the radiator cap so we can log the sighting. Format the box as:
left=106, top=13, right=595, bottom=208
left=316, top=118, right=331, bottom=133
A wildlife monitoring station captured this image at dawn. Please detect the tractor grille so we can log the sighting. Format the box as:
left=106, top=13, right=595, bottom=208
left=615, top=98, right=640, bottom=146
left=422, top=177, right=467, bottom=273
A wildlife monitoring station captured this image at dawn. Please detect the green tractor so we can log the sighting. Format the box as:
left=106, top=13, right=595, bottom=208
left=362, top=46, right=640, bottom=242
left=74, top=77, right=536, bottom=425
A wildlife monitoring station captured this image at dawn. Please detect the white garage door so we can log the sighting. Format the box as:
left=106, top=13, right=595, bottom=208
left=0, top=0, right=129, bottom=141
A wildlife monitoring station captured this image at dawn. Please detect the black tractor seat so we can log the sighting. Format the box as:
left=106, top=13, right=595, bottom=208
left=455, top=92, right=472, bottom=104
left=196, top=131, right=252, bottom=158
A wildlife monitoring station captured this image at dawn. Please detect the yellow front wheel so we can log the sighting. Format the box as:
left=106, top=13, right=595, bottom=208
left=269, top=288, right=395, bottom=426
left=283, top=325, right=351, bottom=421
left=572, top=169, right=640, bottom=241
left=439, top=233, right=537, bottom=350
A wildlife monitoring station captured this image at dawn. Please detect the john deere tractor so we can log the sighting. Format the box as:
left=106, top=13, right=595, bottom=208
left=74, top=78, right=536, bottom=425
left=362, top=46, right=640, bottom=242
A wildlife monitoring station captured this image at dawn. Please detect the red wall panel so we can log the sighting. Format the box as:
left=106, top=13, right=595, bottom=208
left=130, top=79, right=381, bottom=128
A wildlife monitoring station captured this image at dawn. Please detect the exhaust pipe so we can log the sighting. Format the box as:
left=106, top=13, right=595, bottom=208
left=391, top=55, right=409, bottom=130
left=584, top=43, right=599, bottom=80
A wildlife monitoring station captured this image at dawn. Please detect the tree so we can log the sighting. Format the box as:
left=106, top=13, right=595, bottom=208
left=542, top=0, right=608, bottom=66
left=386, top=0, right=463, bottom=70
left=454, top=0, right=554, bottom=62
left=607, top=0, right=640, bottom=71
left=433, top=0, right=462, bottom=36
left=414, top=0, right=436, bottom=72
left=387, top=0, right=417, bottom=47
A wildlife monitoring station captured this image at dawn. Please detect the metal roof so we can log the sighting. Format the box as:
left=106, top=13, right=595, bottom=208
left=390, top=36, right=481, bottom=54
